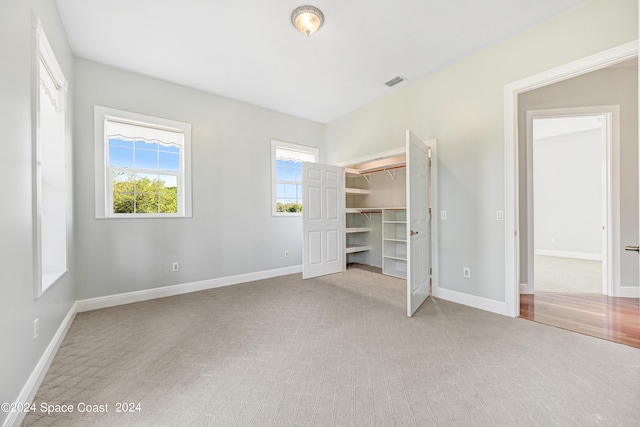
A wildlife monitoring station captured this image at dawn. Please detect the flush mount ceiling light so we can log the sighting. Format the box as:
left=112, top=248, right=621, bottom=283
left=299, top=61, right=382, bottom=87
left=291, top=5, right=324, bottom=37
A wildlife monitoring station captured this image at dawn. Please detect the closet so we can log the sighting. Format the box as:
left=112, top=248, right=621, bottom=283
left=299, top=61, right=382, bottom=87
left=302, top=130, right=437, bottom=317
left=344, top=155, right=408, bottom=278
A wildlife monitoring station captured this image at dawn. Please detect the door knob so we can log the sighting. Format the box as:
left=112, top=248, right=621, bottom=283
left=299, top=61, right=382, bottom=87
left=625, top=245, right=639, bottom=252
left=410, top=230, right=419, bottom=236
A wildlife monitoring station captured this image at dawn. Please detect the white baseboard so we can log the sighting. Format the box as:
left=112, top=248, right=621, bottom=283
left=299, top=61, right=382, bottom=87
left=76, top=265, right=302, bottom=312
left=519, top=281, right=637, bottom=298
left=534, top=249, right=602, bottom=261
left=3, top=303, right=77, bottom=427
left=618, top=286, right=640, bottom=298
left=433, top=286, right=507, bottom=316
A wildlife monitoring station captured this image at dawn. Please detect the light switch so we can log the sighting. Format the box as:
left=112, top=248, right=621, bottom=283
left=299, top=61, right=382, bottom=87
left=496, top=210, right=504, bottom=221
left=440, top=211, right=447, bottom=220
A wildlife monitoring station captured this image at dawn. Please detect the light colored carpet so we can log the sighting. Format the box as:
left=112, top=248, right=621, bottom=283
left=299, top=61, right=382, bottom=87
left=23, top=269, right=639, bottom=426
left=534, top=255, right=602, bottom=293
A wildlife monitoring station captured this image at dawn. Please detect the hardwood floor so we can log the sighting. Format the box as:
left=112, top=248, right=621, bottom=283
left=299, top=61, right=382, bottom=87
left=520, top=292, right=640, bottom=348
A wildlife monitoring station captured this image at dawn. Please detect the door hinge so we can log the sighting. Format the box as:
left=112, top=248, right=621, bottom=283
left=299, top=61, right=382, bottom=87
left=429, top=267, right=432, bottom=275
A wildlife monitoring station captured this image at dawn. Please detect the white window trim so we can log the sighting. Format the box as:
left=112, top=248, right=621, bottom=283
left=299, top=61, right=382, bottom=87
left=271, top=140, right=319, bottom=216
left=32, top=16, right=69, bottom=298
left=94, top=106, right=192, bottom=218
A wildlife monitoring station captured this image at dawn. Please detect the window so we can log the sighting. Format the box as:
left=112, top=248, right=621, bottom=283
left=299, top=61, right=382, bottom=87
left=271, top=140, right=319, bottom=216
left=33, top=18, right=68, bottom=297
left=95, top=107, right=192, bottom=218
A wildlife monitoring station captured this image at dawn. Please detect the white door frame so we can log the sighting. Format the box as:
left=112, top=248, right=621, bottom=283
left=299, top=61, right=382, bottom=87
left=427, top=141, right=439, bottom=302
left=503, top=40, right=637, bottom=317
left=524, top=107, right=619, bottom=297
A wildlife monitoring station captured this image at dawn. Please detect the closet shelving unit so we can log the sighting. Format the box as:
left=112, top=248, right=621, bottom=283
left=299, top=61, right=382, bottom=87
left=345, top=169, right=375, bottom=255
left=344, top=161, right=407, bottom=277
left=382, top=208, right=407, bottom=279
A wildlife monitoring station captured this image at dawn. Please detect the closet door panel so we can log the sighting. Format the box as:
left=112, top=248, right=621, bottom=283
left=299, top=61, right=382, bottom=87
left=302, top=162, right=345, bottom=279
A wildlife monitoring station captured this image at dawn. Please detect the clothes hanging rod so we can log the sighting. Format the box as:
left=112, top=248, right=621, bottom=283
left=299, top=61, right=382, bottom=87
left=358, top=164, right=406, bottom=175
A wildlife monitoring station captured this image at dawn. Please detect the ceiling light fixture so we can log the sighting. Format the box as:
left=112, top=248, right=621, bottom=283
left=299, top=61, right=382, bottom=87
left=291, top=5, right=324, bottom=37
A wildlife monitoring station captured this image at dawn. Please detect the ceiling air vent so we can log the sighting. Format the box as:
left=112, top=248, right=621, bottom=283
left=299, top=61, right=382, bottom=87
left=384, top=75, right=406, bottom=87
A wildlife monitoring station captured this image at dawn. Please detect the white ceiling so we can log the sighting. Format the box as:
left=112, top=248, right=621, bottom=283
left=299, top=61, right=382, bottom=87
left=56, top=0, right=587, bottom=123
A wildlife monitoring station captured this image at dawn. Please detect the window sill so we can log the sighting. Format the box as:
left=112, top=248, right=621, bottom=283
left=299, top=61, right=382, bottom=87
left=100, top=213, right=191, bottom=219
left=272, top=212, right=302, bottom=217
left=37, top=269, right=68, bottom=299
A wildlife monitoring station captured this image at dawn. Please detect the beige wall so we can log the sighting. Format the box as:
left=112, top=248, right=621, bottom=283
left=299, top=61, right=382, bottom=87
left=519, top=64, right=639, bottom=289
left=325, top=0, right=637, bottom=301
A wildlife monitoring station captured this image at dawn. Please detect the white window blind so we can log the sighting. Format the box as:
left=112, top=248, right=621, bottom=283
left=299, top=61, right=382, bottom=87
left=275, top=147, right=316, bottom=163
left=105, top=120, right=184, bottom=147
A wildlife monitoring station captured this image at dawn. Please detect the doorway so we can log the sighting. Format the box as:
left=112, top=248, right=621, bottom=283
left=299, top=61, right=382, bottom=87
left=526, top=110, right=614, bottom=296
left=503, top=41, right=638, bottom=318
left=504, top=42, right=639, bottom=346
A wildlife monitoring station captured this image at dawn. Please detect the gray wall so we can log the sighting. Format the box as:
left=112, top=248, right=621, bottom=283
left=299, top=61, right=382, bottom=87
left=73, top=59, right=325, bottom=299
left=324, top=0, right=637, bottom=302
left=533, top=129, right=603, bottom=256
left=519, top=64, right=639, bottom=288
left=0, top=0, right=76, bottom=423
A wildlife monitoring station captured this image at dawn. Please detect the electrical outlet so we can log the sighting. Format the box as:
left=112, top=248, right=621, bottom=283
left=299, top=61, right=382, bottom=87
left=440, top=210, right=447, bottom=220
left=33, top=319, right=39, bottom=340
left=463, top=268, right=471, bottom=278
left=284, top=250, right=289, bottom=258
left=172, top=262, right=179, bottom=272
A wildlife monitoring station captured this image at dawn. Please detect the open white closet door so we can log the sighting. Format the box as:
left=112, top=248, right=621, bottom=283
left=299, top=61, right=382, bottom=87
left=406, top=130, right=433, bottom=317
left=302, top=162, right=345, bottom=279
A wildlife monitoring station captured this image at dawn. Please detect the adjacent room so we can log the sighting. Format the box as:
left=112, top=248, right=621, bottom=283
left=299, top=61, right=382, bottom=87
left=2, top=0, right=639, bottom=426
left=517, top=59, right=640, bottom=346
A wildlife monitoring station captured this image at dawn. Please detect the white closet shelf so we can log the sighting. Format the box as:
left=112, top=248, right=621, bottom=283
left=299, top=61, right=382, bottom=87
left=383, top=253, right=407, bottom=261
left=345, top=245, right=372, bottom=254
left=382, top=207, right=408, bottom=279
left=347, top=207, right=381, bottom=221
left=344, top=156, right=406, bottom=176
left=344, top=168, right=361, bottom=176
left=346, top=227, right=371, bottom=233
left=345, top=188, right=371, bottom=195
left=346, top=208, right=383, bottom=214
